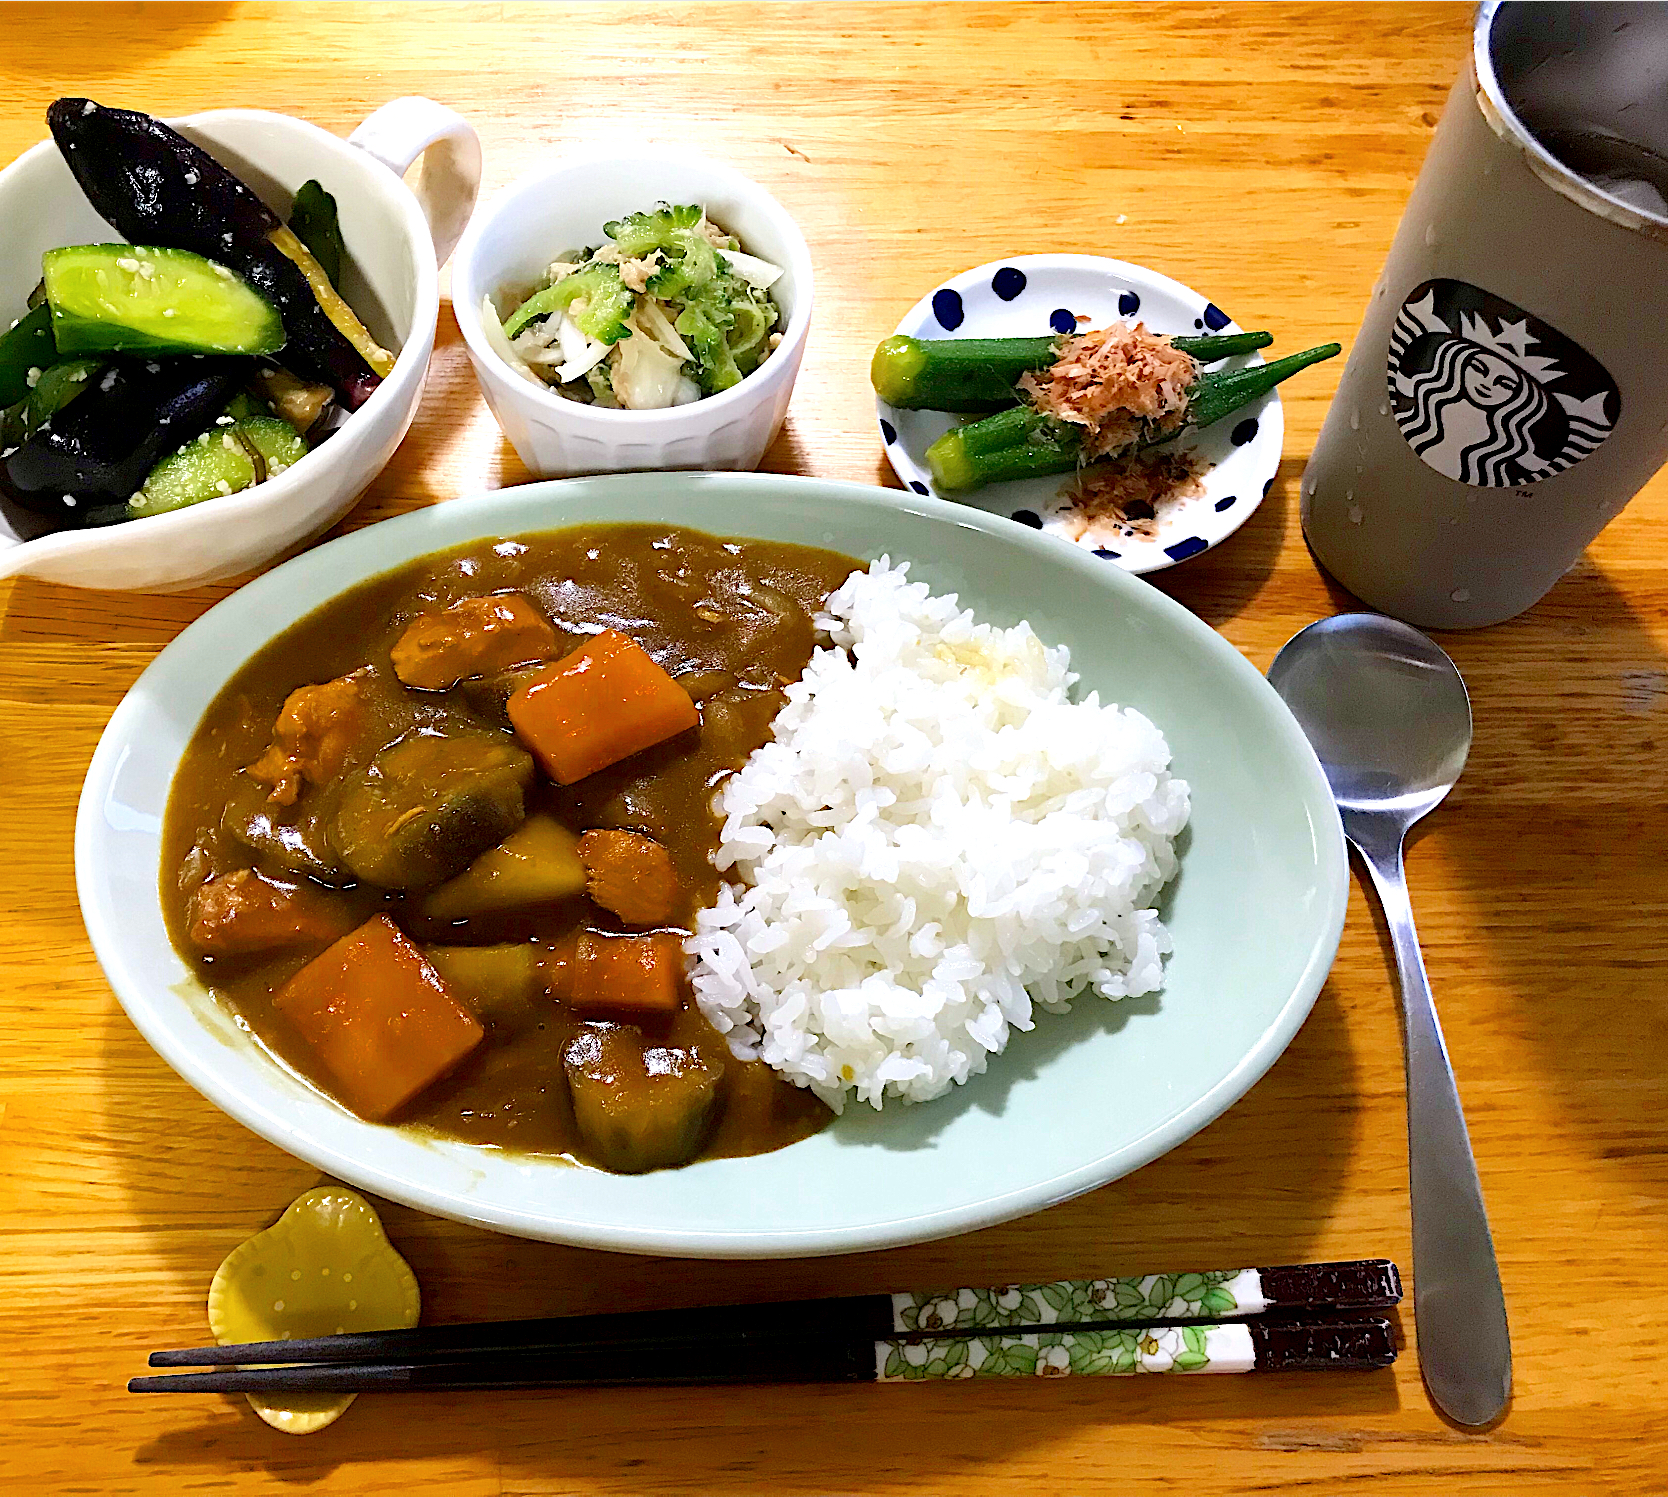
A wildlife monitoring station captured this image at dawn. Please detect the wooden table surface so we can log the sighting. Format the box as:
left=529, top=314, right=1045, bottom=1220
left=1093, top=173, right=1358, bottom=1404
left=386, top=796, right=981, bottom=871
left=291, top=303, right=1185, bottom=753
left=4, top=3, right=1664, bottom=1492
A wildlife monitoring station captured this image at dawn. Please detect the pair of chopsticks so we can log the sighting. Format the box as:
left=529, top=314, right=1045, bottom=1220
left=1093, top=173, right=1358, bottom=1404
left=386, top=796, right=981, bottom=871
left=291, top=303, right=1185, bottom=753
left=132, top=1258, right=1400, bottom=1392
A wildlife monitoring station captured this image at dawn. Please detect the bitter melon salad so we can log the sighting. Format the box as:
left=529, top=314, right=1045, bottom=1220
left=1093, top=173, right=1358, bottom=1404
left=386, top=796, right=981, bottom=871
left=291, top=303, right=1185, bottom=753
left=481, top=203, right=785, bottom=411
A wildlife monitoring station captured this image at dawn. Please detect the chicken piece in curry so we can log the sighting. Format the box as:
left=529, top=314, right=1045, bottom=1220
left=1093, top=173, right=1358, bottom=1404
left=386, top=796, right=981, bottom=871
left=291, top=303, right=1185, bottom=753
left=161, top=524, right=858, bottom=1172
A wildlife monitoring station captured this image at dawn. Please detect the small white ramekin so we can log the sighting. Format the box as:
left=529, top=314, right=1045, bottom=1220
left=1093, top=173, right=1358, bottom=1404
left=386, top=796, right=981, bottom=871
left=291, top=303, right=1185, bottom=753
left=452, top=151, right=813, bottom=476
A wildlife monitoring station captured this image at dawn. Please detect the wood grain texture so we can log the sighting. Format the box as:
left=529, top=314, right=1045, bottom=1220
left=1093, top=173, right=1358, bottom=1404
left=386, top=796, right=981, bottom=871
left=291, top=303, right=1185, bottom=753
left=2, top=3, right=1663, bottom=1492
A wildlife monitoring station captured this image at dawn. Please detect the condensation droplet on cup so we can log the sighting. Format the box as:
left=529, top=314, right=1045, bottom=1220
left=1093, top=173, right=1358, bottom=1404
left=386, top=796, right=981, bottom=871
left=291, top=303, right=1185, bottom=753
left=1349, top=409, right=1360, bottom=431
left=1451, top=588, right=1471, bottom=603
left=1346, top=489, right=1355, bottom=501
left=1306, top=475, right=1317, bottom=496
left=1424, top=224, right=1438, bottom=247
left=1348, top=505, right=1364, bottom=525
left=1379, top=403, right=1390, bottom=417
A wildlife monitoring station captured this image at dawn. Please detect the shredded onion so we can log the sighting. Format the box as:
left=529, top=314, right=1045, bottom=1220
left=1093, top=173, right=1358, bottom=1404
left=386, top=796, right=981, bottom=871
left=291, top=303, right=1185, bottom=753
left=480, top=296, right=546, bottom=388
left=718, top=248, right=784, bottom=290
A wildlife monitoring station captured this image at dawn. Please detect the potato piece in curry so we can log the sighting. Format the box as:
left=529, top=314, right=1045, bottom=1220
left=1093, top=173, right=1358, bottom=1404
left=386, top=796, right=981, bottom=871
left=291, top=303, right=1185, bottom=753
left=161, top=525, right=856, bottom=1172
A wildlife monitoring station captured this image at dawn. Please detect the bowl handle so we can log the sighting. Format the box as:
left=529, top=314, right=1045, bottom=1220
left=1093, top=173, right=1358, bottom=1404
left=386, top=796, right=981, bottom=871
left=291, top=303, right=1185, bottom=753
left=347, top=97, right=482, bottom=268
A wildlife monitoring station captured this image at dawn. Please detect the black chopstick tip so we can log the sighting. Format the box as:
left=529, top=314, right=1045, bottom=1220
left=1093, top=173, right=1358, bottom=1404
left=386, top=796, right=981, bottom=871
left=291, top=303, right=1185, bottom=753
left=1249, top=1317, right=1398, bottom=1373
left=1259, top=1260, right=1403, bottom=1312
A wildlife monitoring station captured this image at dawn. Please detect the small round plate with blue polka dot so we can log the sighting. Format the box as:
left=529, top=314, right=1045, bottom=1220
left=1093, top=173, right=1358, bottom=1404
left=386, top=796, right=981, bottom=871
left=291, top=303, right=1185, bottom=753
left=876, top=255, right=1282, bottom=575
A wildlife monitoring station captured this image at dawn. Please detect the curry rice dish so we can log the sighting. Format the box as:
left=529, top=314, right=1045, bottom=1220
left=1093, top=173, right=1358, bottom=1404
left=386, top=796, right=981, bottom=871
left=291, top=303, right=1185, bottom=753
left=165, top=521, right=1190, bottom=1174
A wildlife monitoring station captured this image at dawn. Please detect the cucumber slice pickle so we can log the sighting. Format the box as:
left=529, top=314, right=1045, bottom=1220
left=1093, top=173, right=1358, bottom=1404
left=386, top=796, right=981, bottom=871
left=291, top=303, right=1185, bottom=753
left=44, top=244, right=286, bottom=357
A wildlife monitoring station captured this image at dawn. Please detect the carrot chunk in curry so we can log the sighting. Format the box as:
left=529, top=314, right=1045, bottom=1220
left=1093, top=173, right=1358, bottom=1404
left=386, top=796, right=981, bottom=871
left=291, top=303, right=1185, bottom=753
left=273, top=915, right=484, bottom=1121
left=189, top=869, right=357, bottom=956
left=246, top=672, right=366, bottom=806
left=578, top=829, right=681, bottom=926
left=571, top=929, right=685, bottom=1015
left=390, top=594, right=560, bottom=691
left=507, top=629, right=699, bottom=785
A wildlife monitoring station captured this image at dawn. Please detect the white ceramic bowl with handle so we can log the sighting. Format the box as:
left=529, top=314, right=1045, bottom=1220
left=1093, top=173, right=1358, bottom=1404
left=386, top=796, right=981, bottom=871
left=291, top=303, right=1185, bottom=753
left=452, top=151, right=813, bottom=477
left=0, top=97, right=481, bottom=592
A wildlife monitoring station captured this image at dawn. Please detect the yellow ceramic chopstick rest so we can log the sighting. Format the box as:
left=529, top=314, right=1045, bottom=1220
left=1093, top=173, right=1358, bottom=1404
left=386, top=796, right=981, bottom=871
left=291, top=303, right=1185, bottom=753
left=208, top=1186, right=420, bottom=1434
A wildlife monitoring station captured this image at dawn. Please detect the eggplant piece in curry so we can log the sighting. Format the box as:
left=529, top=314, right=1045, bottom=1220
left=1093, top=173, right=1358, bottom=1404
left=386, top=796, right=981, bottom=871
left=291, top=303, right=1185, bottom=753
left=161, top=524, right=858, bottom=1172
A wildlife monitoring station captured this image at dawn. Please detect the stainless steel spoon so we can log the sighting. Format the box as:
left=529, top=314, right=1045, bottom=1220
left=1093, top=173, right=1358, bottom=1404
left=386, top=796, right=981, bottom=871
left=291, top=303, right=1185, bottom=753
left=1269, top=613, right=1510, bottom=1427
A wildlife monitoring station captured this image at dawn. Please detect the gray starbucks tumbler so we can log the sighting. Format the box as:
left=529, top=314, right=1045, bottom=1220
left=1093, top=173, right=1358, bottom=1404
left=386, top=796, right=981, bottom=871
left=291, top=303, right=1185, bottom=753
left=1303, top=2, right=1668, bottom=628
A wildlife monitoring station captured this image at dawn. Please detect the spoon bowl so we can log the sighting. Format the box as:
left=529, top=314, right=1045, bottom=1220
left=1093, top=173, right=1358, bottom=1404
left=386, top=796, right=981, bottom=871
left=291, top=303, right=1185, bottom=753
left=1268, top=614, right=1472, bottom=818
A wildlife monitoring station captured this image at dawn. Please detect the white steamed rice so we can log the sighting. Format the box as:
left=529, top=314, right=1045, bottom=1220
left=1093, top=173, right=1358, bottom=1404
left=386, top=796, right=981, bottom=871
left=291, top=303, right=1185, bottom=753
left=686, top=558, right=1189, bottom=1111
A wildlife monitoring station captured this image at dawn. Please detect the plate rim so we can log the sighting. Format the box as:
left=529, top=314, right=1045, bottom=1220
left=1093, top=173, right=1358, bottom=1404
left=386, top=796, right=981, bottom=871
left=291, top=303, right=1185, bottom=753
left=75, top=472, right=1346, bottom=1258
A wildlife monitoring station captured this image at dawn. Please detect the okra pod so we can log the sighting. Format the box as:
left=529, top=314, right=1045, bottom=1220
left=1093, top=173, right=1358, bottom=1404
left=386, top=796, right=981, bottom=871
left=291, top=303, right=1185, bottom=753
left=926, top=341, right=1342, bottom=493
left=872, top=329, right=1274, bottom=413
left=1179, top=343, right=1342, bottom=434
left=927, top=422, right=1079, bottom=493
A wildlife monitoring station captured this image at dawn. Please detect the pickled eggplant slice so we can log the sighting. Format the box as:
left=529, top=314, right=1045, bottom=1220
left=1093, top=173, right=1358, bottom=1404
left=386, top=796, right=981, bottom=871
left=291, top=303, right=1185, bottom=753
left=1, top=357, right=242, bottom=523
left=47, top=99, right=384, bottom=408
left=0, top=304, right=57, bottom=408
left=43, top=244, right=285, bottom=357
left=254, top=364, right=333, bottom=434
left=330, top=732, right=535, bottom=890
left=564, top=1022, right=725, bottom=1173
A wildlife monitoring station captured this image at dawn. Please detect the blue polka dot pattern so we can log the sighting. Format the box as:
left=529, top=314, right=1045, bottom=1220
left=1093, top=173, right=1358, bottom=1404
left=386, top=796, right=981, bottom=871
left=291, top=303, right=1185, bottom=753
left=1263, top=477, right=1276, bottom=496
left=1011, top=509, right=1044, bottom=529
left=1118, top=291, right=1140, bottom=316
left=879, top=419, right=897, bottom=445
left=909, top=480, right=930, bottom=495
left=932, top=288, right=965, bottom=331
left=1092, top=547, right=1121, bottom=560
left=1231, top=418, right=1258, bottom=446
left=992, top=267, right=1026, bottom=301
left=1193, top=318, right=1204, bottom=329
left=1049, top=308, right=1077, bottom=335
left=1214, top=495, right=1236, bottom=512
left=1165, top=536, right=1209, bottom=562
left=1202, top=303, right=1230, bottom=331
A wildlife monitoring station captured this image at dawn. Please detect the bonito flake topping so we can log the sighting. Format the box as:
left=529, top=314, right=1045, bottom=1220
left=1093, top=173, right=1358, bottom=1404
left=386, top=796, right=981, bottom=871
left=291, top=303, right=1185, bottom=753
left=1017, top=322, right=1198, bottom=459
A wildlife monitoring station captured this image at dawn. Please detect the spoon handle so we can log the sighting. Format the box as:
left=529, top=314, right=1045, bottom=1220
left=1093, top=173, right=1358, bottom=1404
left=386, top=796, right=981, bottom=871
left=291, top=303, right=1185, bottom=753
left=1349, top=821, right=1512, bottom=1427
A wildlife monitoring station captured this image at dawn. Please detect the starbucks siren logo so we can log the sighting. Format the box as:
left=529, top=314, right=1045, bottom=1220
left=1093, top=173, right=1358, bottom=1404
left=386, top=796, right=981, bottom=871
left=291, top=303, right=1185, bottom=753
left=1387, top=278, right=1619, bottom=488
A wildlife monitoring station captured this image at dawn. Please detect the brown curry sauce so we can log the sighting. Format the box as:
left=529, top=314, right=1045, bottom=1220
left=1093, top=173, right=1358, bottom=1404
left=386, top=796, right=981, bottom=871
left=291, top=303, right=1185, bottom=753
left=160, top=523, right=860, bottom=1169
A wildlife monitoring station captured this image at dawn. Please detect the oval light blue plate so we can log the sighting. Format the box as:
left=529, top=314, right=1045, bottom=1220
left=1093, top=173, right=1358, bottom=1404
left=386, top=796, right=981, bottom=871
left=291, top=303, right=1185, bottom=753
left=878, top=254, right=1284, bottom=573
left=77, top=473, right=1346, bottom=1258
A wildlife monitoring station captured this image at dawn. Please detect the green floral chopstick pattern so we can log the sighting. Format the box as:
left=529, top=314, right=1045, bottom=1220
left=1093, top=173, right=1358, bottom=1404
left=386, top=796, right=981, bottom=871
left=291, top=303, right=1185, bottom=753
left=876, top=1323, right=1256, bottom=1381
left=890, top=1268, right=1261, bottom=1334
